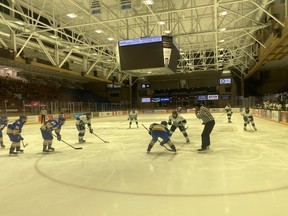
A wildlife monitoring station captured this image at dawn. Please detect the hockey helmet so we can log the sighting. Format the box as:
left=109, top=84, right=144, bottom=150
left=193, top=103, right=201, bottom=108
left=85, top=112, right=92, bottom=119
left=245, top=107, right=250, bottom=113
left=58, top=116, right=66, bottom=125
left=1, top=114, right=8, bottom=121
left=19, top=115, right=27, bottom=123
left=1, top=114, right=8, bottom=124
left=161, top=121, right=168, bottom=126
left=172, top=110, right=178, bottom=118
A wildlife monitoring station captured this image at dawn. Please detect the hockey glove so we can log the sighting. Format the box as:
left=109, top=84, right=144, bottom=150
left=168, top=121, right=172, bottom=125
left=56, top=133, right=61, bottom=141
left=18, top=135, right=24, bottom=140
left=89, top=127, right=93, bottom=134
left=159, top=141, right=165, bottom=146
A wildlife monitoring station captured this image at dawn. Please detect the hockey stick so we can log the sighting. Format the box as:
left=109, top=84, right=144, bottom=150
left=120, top=119, right=128, bottom=123
left=21, top=140, right=28, bottom=148
left=91, top=132, right=110, bottom=143
left=86, top=127, right=109, bottom=143
left=52, top=134, right=83, bottom=150
left=141, top=124, right=173, bottom=152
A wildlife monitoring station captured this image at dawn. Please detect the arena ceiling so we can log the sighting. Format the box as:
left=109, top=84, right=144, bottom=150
left=0, top=0, right=287, bottom=84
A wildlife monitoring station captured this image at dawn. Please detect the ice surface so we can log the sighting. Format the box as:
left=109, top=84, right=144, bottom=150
left=0, top=112, right=288, bottom=216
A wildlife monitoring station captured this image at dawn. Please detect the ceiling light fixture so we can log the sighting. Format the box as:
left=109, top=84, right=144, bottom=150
left=14, top=21, right=24, bottom=25
left=220, top=11, right=228, bottom=16
left=95, top=29, right=103, bottom=33
left=66, top=13, right=78, bottom=18
left=143, top=0, right=154, bottom=5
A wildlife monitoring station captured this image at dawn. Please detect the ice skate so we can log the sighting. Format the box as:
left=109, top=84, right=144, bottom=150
left=9, top=152, right=17, bottom=156
left=16, top=147, right=24, bottom=153
left=78, top=138, right=86, bottom=143
left=198, top=146, right=210, bottom=152
left=9, top=150, right=17, bottom=155
left=48, top=147, right=55, bottom=151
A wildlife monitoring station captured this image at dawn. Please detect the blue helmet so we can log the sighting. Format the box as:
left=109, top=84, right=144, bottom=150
left=19, top=115, right=27, bottom=123
left=161, top=121, right=168, bottom=126
left=58, top=116, right=66, bottom=124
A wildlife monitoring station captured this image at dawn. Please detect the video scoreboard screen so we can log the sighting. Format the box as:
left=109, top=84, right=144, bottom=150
left=118, top=36, right=179, bottom=73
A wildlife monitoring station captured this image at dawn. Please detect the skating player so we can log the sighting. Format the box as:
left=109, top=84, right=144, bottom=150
left=128, top=109, right=139, bottom=128
left=168, top=110, right=190, bottom=143
left=224, top=104, right=233, bottom=123
left=75, top=112, right=93, bottom=143
left=40, top=116, right=66, bottom=152
left=241, top=107, right=257, bottom=131
left=0, top=114, right=8, bottom=148
left=147, top=121, right=177, bottom=153
left=6, top=115, right=27, bottom=155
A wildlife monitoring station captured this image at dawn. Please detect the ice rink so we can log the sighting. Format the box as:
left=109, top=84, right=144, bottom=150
left=0, top=111, right=288, bottom=216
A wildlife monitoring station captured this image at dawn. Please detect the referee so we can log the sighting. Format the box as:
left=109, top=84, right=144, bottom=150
left=194, top=103, right=215, bottom=152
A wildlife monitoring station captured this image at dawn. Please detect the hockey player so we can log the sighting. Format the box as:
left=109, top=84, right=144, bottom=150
left=128, top=109, right=139, bottom=128
left=6, top=115, right=27, bottom=155
left=147, top=121, right=177, bottom=153
left=0, top=114, right=8, bottom=148
left=224, top=103, right=233, bottom=123
left=75, top=112, right=93, bottom=143
left=168, top=110, right=190, bottom=143
left=40, top=116, right=66, bottom=152
left=241, top=107, right=257, bottom=131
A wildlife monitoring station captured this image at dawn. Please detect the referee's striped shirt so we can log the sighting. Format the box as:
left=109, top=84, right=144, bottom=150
left=196, top=106, right=214, bottom=123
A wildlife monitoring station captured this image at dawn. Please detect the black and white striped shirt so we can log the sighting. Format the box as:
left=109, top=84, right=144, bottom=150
left=196, top=106, right=214, bottom=123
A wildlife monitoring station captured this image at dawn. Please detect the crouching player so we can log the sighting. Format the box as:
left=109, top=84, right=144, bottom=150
left=75, top=113, right=93, bottom=143
left=147, top=121, right=177, bottom=153
left=7, top=115, right=27, bottom=155
left=40, top=116, right=66, bottom=153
